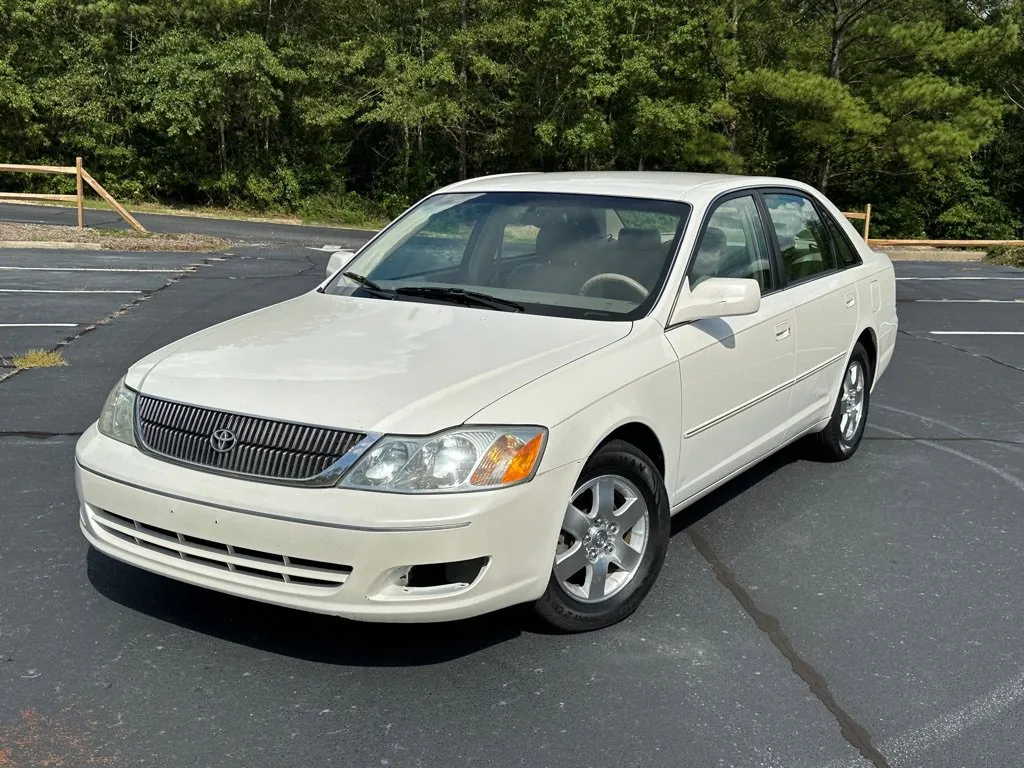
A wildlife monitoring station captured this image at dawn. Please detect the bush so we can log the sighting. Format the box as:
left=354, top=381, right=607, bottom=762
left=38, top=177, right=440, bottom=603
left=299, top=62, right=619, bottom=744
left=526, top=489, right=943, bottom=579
left=296, top=191, right=398, bottom=227
left=377, top=193, right=411, bottom=219
left=985, top=246, right=1024, bottom=268
left=934, top=197, right=1018, bottom=240
left=243, top=167, right=301, bottom=210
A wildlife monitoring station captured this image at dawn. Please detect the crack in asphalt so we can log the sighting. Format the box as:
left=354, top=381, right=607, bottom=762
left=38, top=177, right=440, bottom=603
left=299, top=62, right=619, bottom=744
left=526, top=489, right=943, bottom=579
left=871, top=423, right=1024, bottom=494
left=0, top=431, right=82, bottom=439
left=179, top=251, right=324, bottom=280
left=899, top=329, right=1024, bottom=374
left=0, top=258, right=215, bottom=387
left=873, top=403, right=1024, bottom=458
left=689, top=529, right=891, bottom=768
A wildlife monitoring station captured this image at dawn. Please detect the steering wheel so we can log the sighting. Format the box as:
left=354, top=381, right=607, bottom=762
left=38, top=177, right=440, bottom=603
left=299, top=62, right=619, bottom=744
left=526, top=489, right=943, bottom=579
left=579, top=272, right=649, bottom=300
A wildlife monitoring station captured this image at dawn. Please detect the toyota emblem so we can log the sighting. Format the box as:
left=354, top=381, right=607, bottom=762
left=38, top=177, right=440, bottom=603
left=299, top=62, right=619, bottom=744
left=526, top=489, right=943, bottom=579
left=210, top=428, right=237, bottom=453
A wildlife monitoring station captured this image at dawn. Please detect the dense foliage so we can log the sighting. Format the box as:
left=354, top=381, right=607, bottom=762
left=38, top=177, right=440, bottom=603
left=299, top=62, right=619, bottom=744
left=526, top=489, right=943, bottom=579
left=1, top=0, right=1021, bottom=235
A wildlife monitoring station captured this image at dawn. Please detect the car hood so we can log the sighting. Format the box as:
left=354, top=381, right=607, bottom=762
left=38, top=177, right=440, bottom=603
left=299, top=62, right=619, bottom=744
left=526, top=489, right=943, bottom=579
left=127, top=292, right=630, bottom=434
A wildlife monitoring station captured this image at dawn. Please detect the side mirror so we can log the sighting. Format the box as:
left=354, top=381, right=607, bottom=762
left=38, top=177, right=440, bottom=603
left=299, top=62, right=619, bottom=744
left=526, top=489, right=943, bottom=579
left=670, top=277, right=761, bottom=325
left=326, top=249, right=357, bottom=278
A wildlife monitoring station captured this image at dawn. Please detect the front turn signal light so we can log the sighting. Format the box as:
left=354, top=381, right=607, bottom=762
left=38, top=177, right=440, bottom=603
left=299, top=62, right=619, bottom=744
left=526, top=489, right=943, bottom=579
left=470, top=431, right=546, bottom=487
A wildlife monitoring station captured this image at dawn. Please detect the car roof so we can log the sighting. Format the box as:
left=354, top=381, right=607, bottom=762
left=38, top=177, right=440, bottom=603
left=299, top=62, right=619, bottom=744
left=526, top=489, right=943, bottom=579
left=436, top=171, right=819, bottom=205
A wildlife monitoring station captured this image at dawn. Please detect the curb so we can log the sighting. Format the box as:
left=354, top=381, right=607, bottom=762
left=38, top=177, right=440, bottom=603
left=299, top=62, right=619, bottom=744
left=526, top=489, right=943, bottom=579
left=879, top=249, right=985, bottom=262
left=0, top=240, right=104, bottom=250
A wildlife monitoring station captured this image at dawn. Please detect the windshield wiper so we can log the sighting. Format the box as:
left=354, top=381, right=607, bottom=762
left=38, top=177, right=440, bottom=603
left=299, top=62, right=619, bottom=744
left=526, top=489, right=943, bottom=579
left=393, top=286, right=524, bottom=312
left=341, top=271, right=395, bottom=297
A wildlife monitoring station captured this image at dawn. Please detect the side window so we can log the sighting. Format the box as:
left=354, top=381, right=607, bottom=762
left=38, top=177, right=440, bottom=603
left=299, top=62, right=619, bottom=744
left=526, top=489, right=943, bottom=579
left=500, top=222, right=541, bottom=260
left=762, top=193, right=837, bottom=284
left=826, top=217, right=863, bottom=269
left=618, top=210, right=679, bottom=237
left=689, top=195, right=774, bottom=293
left=372, top=205, right=479, bottom=279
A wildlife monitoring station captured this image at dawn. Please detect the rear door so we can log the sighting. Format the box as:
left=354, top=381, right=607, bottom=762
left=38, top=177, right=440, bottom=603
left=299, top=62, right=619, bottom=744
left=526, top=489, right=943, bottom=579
left=760, top=190, right=860, bottom=435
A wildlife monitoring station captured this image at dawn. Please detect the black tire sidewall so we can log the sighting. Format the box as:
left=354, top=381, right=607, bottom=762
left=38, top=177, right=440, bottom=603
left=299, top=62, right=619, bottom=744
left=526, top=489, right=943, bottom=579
left=534, top=440, right=670, bottom=632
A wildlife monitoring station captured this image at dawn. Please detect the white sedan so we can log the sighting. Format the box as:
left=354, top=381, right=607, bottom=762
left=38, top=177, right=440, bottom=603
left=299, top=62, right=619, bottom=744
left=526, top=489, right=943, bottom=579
left=76, top=172, right=897, bottom=631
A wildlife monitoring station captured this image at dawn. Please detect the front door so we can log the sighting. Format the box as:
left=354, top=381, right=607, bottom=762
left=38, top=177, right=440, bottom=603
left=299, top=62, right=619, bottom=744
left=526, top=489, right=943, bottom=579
left=666, top=193, right=797, bottom=504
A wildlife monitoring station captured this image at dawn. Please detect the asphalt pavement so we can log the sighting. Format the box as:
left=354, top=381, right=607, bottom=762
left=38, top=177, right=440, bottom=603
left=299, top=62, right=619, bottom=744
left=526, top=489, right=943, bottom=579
left=1, top=221, right=1023, bottom=768
left=0, top=201, right=373, bottom=249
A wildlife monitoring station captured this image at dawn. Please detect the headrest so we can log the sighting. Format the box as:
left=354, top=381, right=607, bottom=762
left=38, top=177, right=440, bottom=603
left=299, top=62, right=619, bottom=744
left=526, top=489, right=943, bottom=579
left=536, top=222, right=581, bottom=258
left=699, top=226, right=727, bottom=253
left=618, top=228, right=662, bottom=250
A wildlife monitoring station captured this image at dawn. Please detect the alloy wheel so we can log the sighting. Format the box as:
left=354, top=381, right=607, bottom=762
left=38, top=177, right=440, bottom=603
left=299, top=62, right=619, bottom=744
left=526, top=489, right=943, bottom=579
left=839, top=360, right=866, bottom=448
left=554, top=475, right=650, bottom=603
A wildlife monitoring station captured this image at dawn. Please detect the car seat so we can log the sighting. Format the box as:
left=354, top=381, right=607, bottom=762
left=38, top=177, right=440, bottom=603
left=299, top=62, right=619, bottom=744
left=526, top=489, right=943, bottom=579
left=590, top=228, right=666, bottom=299
left=505, top=221, right=591, bottom=294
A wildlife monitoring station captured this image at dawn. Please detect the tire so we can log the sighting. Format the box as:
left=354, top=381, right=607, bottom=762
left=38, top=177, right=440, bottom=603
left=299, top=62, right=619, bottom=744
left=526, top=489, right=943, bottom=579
left=810, top=343, right=872, bottom=462
left=533, top=439, right=670, bottom=632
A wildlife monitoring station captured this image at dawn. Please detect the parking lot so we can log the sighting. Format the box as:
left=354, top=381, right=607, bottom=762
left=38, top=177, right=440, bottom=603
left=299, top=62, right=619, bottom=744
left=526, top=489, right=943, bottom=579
left=0, top=250, right=206, bottom=362
left=1, top=225, right=1023, bottom=767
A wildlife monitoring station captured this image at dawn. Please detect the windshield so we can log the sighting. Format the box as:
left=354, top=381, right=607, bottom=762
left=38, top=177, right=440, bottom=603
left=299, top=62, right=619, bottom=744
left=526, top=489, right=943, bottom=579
left=324, top=191, right=691, bottom=320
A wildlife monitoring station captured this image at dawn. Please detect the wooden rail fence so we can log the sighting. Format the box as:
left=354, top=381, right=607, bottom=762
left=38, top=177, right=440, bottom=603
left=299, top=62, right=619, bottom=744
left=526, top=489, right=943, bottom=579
left=0, top=157, right=147, bottom=234
left=842, top=204, right=1024, bottom=249
left=842, top=204, right=872, bottom=241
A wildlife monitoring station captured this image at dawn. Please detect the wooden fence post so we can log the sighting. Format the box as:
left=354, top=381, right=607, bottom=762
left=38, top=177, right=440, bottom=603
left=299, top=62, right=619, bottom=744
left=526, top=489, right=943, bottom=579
left=75, top=157, right=84, bottom=230
left=80, top=169, right=147, bottom=234
left=863, top=203, right=871, bottom=241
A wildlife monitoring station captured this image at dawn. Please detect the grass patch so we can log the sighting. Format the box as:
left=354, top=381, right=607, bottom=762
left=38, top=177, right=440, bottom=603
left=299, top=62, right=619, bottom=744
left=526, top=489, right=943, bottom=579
left=985, top=246, right=1024, bottom=268
left=94, top=227, right=146, bottom=238
left=9, top=348, right=66, bottom=369
left=294, top=193, right=398, bottom=229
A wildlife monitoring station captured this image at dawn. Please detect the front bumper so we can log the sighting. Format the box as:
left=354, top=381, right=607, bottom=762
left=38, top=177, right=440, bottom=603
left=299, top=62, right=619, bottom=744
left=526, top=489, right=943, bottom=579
left=76, top=425, right=580, bottom=622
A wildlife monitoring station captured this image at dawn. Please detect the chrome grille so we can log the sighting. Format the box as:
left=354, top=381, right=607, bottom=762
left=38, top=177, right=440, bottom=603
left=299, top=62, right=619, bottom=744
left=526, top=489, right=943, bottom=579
left=91, top=507, right=351, bottom=589
left=136, top=395, right=366, bottom=485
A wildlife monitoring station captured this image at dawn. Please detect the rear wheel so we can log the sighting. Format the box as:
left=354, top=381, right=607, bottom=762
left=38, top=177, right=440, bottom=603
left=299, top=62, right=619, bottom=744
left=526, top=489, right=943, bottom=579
left=810, top=343, right=871, bottom=461
left=534, top=440, right=669, bottom=632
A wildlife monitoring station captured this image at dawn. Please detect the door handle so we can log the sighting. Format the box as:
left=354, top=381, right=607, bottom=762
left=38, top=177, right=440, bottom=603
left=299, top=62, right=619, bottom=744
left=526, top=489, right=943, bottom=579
left=774, top=321, right=791, bottom=341
left=844, top=292, right=856, bottom=308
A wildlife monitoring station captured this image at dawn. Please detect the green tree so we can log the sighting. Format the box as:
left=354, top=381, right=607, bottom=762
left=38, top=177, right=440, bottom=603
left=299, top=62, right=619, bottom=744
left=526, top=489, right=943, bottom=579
left=0, top=0, right=1020, bottom=234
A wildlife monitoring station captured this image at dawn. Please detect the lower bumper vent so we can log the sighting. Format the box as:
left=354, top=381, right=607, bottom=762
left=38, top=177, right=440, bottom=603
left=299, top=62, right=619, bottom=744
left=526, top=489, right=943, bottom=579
left=90, top=507, right=352, bottom=589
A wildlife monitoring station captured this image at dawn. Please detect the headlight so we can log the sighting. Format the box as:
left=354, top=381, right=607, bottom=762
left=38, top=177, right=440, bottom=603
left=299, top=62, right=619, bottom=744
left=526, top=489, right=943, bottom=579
left=97, top=377, right=137, bottom=447
left=340, top=426, right=546, bottom=493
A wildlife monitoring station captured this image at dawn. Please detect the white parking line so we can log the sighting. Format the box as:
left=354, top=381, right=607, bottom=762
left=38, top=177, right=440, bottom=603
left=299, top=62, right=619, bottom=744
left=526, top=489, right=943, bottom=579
left=914, top=299, right=1024, bottom=304
left=0, top=323, right=79, bottom=328
left=0, top=289, right=141, bottom=294
left=930, top=331, right=1024, bottom=336
left=0, top=266, right=181, bottom=273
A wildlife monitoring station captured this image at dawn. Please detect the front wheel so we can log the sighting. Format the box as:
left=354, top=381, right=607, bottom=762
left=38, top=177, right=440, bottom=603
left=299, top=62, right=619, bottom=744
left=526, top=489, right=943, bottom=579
left=810, top=343, right=871, bottom=461
left=534, top=440, right=669, bottom=632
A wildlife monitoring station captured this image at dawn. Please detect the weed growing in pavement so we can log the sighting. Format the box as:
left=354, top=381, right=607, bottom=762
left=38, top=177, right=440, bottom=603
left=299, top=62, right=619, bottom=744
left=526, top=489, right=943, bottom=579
left=8, top=349, right=66, bottom=369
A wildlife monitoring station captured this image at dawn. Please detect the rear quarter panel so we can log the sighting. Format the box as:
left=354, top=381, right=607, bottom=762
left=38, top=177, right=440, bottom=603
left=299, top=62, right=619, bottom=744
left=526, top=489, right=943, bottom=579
left=811, top=189, right=898, bottom=389
left=862, top=254, right=898, bottom=385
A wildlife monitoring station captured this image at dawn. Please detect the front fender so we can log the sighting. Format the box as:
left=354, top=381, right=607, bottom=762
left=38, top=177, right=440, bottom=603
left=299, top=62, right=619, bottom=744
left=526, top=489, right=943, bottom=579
left=467, top=319, right=682, bottom=499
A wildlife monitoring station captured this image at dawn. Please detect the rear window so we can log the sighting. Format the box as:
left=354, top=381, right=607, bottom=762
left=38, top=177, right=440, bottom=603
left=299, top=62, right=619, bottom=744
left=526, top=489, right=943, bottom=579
left=826, top=218, right=863, bottom=268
